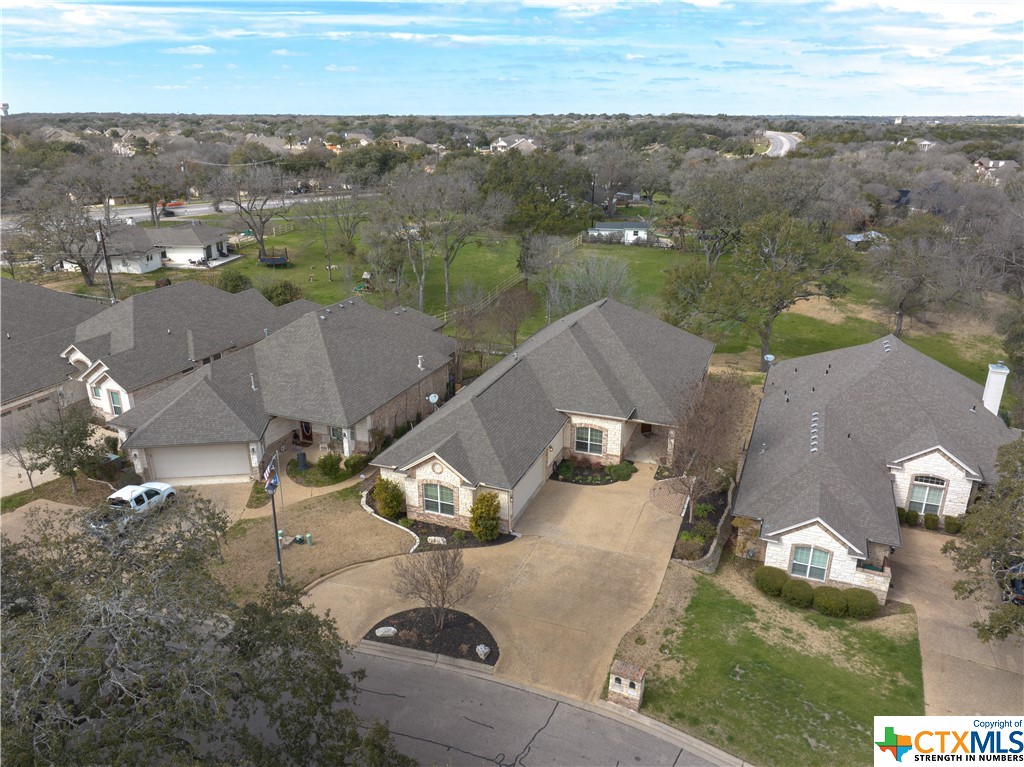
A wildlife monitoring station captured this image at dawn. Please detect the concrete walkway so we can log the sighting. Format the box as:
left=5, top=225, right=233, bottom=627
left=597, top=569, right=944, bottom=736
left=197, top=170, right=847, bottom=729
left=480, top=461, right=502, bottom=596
left=889, top=527, right=1024, bottom=715
left=305, top=464, right=682, bottom=703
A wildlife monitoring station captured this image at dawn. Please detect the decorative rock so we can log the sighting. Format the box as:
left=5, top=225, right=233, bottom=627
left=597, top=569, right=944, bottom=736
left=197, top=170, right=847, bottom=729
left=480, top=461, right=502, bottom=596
left=427, top=536, right=447, bottom=545
left=375, top=626, right=397, bottom=637
left=476, top=644, right=491, bottom=660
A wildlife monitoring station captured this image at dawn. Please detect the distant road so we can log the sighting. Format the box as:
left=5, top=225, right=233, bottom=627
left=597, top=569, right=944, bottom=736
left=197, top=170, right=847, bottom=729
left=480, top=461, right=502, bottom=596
left=763, top=131, right=802, bottom=157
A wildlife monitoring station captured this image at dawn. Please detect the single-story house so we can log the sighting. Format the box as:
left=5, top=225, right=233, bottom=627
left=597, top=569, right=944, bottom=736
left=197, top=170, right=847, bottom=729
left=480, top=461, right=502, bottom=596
left=145, top=223, right=231, bottom=265
left=371, top=298, right=713, bottom=534
left=53, top=222, right=164, bottom=275
left=62, top=281, right=317, bottom=422
left=111, top=298, right=457, bottom=485
left=844, top=231, right=888, bottom=248
left=392, top=136, right=425, bottom=150
left=732, top=335, right=1019, bottom=603
left=1, top=281, right=104, bottom=446
left=489, top=135, right=537, bottom=154
left=587, top=221, right=650, bottom=245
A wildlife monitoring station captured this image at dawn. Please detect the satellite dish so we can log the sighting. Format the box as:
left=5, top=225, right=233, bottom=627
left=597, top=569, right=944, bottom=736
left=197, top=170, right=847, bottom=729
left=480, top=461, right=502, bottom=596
left=427, top=393, right=439, bottom=404
left=763, top=354, right=775, bottom=364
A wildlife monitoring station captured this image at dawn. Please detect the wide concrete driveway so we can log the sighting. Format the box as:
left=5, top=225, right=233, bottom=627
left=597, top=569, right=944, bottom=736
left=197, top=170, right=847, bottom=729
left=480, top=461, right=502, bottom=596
left=889, top=527, right=1023, bottom=715
left=305, top=463, right=682, bottom=702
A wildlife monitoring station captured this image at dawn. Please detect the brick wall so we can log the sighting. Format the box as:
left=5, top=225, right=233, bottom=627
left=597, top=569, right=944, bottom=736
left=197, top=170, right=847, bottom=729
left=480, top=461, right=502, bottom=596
left=891, top=449, right=976, bottom=518
left=563, top=413, right=625, bottom=465
left=355, top=365, right=449, bottom=453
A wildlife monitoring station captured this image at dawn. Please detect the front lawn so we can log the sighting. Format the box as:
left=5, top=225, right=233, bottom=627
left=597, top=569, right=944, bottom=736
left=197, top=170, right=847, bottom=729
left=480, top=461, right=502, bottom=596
left=624, top=563, right=923, bottom=767
left=1, top=474, right=113, bottom=513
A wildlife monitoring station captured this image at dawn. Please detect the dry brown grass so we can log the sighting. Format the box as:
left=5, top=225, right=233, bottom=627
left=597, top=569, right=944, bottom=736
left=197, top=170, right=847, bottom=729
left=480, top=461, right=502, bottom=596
left=214, top=488, right=412, bottom=603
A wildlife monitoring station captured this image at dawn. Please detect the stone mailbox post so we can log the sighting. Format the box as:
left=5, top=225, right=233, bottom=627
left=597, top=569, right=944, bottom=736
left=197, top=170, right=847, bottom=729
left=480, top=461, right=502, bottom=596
left=608, top=659, right=645, bottom=712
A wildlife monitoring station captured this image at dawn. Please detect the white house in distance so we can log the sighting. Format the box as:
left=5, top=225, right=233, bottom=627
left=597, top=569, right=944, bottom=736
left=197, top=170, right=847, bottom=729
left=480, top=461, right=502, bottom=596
left=732, top=336, right=1019, bottom=603
left=145, top=222, right=231, bottom=265
left=54, top=222, right=163, bottom=275
left=587, top=221, right=650, bottom=245
left=110, top=298, right=457, bottom=484
left=372, top=299, right=713, bottom=534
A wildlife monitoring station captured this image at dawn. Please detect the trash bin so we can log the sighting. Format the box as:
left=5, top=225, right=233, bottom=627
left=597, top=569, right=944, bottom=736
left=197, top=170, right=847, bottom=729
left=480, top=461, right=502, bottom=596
left=297, top=451, right=307, bottom=470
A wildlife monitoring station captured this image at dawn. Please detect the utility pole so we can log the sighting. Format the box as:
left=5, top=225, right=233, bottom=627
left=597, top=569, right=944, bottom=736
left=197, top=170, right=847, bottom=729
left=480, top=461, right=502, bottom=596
left=96, top=226, right=116, bottom=304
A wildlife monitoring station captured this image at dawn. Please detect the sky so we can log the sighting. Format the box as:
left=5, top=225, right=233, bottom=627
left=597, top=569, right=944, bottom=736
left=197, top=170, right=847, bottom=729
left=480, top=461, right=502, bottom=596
left=2, top=0, right=1022, bottom=116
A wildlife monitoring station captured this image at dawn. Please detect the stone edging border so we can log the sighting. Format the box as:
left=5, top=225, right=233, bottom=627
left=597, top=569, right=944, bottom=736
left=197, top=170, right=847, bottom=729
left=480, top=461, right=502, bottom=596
left=360, top=490, right=419, bottom=553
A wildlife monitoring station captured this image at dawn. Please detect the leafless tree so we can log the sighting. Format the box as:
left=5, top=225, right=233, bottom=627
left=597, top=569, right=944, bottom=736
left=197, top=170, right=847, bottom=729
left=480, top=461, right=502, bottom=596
left=302, top=184, right=371, bottom=281
left=492, top=283, right=539, bottom=348
left=551, top=255, right=634, bottom=315
left=20, top=185, right=103, bottom=285
left=2, top=420, right=45, bottom=493
left=391, top=546, right=479, bottom=631
left=362, top=225, right=410, bottom=309
left=223, top=166, right=292, bottom=261
left=377, top=167, right=436, bottom=311
left=449, top=280, right=490, bottom=376
left=519, top=234, right=567, bottom=324
left=672, top=374, right=750, bottom=522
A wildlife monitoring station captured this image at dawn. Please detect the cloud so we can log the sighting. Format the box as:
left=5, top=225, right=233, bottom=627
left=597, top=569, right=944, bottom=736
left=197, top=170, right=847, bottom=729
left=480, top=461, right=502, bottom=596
left=183, top=63, right=204, bottom=70
left=324, top=64, right=358, bottom=72
left=270, top=48, right=306, bottom=56
left=626, top=53, right=645, bottom=61
left=163, top=44, right=216, bottom=55
left=155, top=85, right=188, bottom=90
left=7, top=52, right=54, bottom=60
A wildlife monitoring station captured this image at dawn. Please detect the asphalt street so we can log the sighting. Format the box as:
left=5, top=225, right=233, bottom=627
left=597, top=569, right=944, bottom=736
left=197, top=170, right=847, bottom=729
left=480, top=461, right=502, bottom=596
left=349, top=648, right=726, bottom=767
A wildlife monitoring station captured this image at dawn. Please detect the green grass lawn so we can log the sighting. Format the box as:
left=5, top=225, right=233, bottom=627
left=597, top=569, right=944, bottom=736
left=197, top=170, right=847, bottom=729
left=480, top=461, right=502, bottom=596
left=644, top=576, right=923, bottom=767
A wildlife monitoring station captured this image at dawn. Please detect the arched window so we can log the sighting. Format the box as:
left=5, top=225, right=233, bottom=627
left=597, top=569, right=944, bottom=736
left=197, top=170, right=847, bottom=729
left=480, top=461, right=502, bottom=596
left=908, top=475, right=946, bottom=515
left=574, top=426, right=604, bottom=455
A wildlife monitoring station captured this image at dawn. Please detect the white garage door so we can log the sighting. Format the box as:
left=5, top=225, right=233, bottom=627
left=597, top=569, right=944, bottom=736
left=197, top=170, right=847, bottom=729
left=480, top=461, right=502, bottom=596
left=149, top=444, right=252, bottom=485
left=511, top=452, right=548, bottom=524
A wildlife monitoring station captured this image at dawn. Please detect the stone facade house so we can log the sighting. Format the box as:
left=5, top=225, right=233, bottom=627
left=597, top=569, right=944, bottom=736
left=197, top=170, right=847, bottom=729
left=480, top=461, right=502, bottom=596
left=372, top=299, right=713, bottom=533
left=111, top=298, right=456, bottom=485
left=732, top=335, right=1019, bottom=603
left=1, top=281, right=104, bottom=446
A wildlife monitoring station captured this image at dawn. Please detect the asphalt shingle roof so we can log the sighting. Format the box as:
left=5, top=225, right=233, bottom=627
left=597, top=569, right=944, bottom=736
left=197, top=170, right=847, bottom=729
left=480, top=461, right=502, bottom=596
left=1, top=281, right=105, bottom=403
left=145, top=223, right=231, bottom=249
left=732, top=335, right=1019, bottom=554
left=67, top=282, right=314, bottom=392
left=372, top=299, right=713, bottom=489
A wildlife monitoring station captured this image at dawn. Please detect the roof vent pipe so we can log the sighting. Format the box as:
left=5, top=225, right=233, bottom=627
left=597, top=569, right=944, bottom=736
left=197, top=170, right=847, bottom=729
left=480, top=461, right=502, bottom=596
left=983, top=362, right=1010, bottom=415
left=417, top=355, right=424, bottom=371
left=250, top=373, right=257, bottom=391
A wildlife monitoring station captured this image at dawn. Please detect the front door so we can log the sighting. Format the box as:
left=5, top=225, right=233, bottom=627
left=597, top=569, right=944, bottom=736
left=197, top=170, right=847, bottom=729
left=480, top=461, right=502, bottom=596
left=300, top=421, right=313, bottom=442
left=641, top=423, right=653, bottom=435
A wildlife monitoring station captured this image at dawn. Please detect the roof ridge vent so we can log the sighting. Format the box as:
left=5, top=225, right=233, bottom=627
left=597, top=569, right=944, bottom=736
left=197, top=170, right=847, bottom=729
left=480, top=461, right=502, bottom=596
left=882, top=339, right=893, bottom=353
left=810, top=412, right=820, bottom=453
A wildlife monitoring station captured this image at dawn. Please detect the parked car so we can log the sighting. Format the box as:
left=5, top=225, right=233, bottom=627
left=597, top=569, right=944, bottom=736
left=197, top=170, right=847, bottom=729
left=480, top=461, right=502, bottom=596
left=89, top=482, right=176, bottom=535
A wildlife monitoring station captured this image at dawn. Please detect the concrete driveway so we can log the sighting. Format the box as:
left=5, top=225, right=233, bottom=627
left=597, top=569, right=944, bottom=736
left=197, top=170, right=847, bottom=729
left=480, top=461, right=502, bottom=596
left=305, top=463, right=682, bottom=702
left=889, top=527, right=1024, bottom=715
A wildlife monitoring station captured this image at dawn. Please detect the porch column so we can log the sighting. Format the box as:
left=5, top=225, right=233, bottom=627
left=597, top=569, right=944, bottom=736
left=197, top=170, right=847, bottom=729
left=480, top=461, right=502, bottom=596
left=666, top=428, right=676, bottom=465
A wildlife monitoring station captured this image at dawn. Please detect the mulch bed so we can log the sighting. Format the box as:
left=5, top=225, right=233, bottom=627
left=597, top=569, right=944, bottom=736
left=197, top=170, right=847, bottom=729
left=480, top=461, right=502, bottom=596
left=408, top=518, right=516, bottom=549
left=672, top=488, right=729, bottom=561
left=365, top=608, right=499, bottom=666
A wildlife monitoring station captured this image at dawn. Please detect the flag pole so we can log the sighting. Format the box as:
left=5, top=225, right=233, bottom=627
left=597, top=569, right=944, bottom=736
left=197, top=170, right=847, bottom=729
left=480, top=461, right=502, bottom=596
left=264, top=456, right=284, bottom=588
left=275, top=448, right=285, bottom=532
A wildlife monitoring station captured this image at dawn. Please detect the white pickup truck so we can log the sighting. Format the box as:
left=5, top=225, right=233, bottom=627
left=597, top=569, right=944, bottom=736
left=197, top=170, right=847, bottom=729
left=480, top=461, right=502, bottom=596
left=89, top=482, right=176, bottom=535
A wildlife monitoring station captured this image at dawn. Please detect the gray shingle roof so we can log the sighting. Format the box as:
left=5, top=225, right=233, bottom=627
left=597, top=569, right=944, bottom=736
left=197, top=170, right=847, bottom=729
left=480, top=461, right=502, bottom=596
left=372, top=299, right=713, bottom=489
left=1, top=281, right=104, bottom=403
left=590, top=221, right=650, bottom=231
left=732, top=335, right=1019, bottom=555
left=113, top=297, right=458, bottom=448
left=145, top=223, right=231, bottom=249
left=66, top=282, right=310, bottom=392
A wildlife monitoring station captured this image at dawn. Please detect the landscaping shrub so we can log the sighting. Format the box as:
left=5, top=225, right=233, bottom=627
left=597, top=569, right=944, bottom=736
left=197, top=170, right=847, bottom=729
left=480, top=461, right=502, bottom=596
left=218, top=270, right=252, bottom=293
left=397, top=518, right=413, bottom=529
left=557, top=461, right=573, bottom=479
left=676, top=538, right=704, bottom=560
left=117, top=470, right=143, bottom=489
left=103, top=435, right=119, bottom=454
left=782, top=579, right=815, bottom=608
left=813, top=586, right=848, bottom=617
left=943, top=516, right=962, bottom=534
left=260, top=279, right=304, bottom=306
left=904, top=509, right=919, bottom=527
left=451, top=529, right=466, bottom=543
left=924, top=513, right=939, bottom=530
left=469, top=491, right=501, bottom=542
left=373, top=479, right=406, bottom=520
left=754, top=566, right=789, bottom=597
left=845, top=588, right=880, bottom=619
left=896, top=507, right=907, bottom=524
left=606, top=462, right=636, bottom=482
left=693, top=502, right=714, bottom=521
left=344, top=453, right=369, bottom=474
left=317, top=452, right=344, bottom=482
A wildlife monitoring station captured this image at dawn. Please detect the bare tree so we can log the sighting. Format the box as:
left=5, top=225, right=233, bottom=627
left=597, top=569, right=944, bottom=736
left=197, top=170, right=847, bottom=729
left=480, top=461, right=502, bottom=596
left=492, top=283, right=539, bottom=348
left=303, top=185, right=370, bottom=281
left=391, top=546, right=479, bottom=631
left=2, top=421, right=45, bottom=493
left=551, top=255, right=634, bottom=315
left=21, top=186, right=103, bottom=286
left=519, top=233, right=567, bottom=324
left=449, top=280, right=490, bottom=376
left=672, top=375, right=750, bottom=521
left=225, top=166, right=292, bottom=261
left=377, top=168, right=436, bottom=311
left=362, top=225, right=410, bottom=309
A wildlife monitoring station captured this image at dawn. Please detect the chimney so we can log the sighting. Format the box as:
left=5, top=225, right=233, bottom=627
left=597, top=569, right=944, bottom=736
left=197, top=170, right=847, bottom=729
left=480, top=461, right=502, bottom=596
left=982, top=362, right=1009, bottom=415
left=417, top=355, right=424, bottom=371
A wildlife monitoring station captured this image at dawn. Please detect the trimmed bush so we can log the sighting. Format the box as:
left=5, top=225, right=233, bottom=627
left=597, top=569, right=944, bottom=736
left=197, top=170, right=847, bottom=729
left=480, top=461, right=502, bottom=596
left=103, top=435, right=120, bottom=454
left=676, top=538, right=704, bottom=560
left=606, top=462, right=637, bottom=482
left=557, top=461, right=573, bottom=479
left=813, top=586, right=848, bottom=617
left=344, top=453, right=369, bottom=474
left=373, top=478, right=406, bottom=520
left=943, top=516, right=962, bottom=535
left=317, top=452, right=344, bottom=482
left=693, top=502, right=714, bottom=521
left=896, top=507, right=907, bottom=525
left=469, top=491, right=501, bottom=542
left=218, top=270, right=252, bottom=294
left=924, top=513, right=939, bottom=530
left=845, top=588, right=880, bottom=619
left=904, top=509, right=919, bottom=527
left=782, top=579, right=815, bottom=608
left=692, top=519, right=717, bottom=541
left=754, top=565, right=789, bottom=597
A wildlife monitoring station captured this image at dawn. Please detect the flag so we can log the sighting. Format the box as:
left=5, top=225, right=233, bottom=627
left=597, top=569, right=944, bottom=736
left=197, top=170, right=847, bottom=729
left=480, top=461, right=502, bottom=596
left=264, top=459, right=278, bottom=494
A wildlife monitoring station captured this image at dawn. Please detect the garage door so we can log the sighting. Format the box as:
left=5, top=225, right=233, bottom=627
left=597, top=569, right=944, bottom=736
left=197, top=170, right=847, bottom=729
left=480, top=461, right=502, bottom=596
left=511, top=452, right=547, bottom=524
left=149, top=443, right=252, bottom=484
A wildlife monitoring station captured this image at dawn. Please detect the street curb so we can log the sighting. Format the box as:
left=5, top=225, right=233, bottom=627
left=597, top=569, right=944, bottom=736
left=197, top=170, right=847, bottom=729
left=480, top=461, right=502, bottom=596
left=353, top=643, right=748, bottom=767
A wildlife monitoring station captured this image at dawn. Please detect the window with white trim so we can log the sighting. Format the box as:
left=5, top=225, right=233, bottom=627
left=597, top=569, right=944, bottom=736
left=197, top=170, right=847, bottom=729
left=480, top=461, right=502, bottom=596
left=423, top=483, right=455, bottom=516
left=908, top=475, right=945, bottom=515
left=109, top=390, right=123, bottom=416
left=330, top=426, right=347, bottom=441
left=91, top=384, right=101, bottom=399
left=791, top=545, right=829, bottom=581
left=574, top=426, right=603, bottom=455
